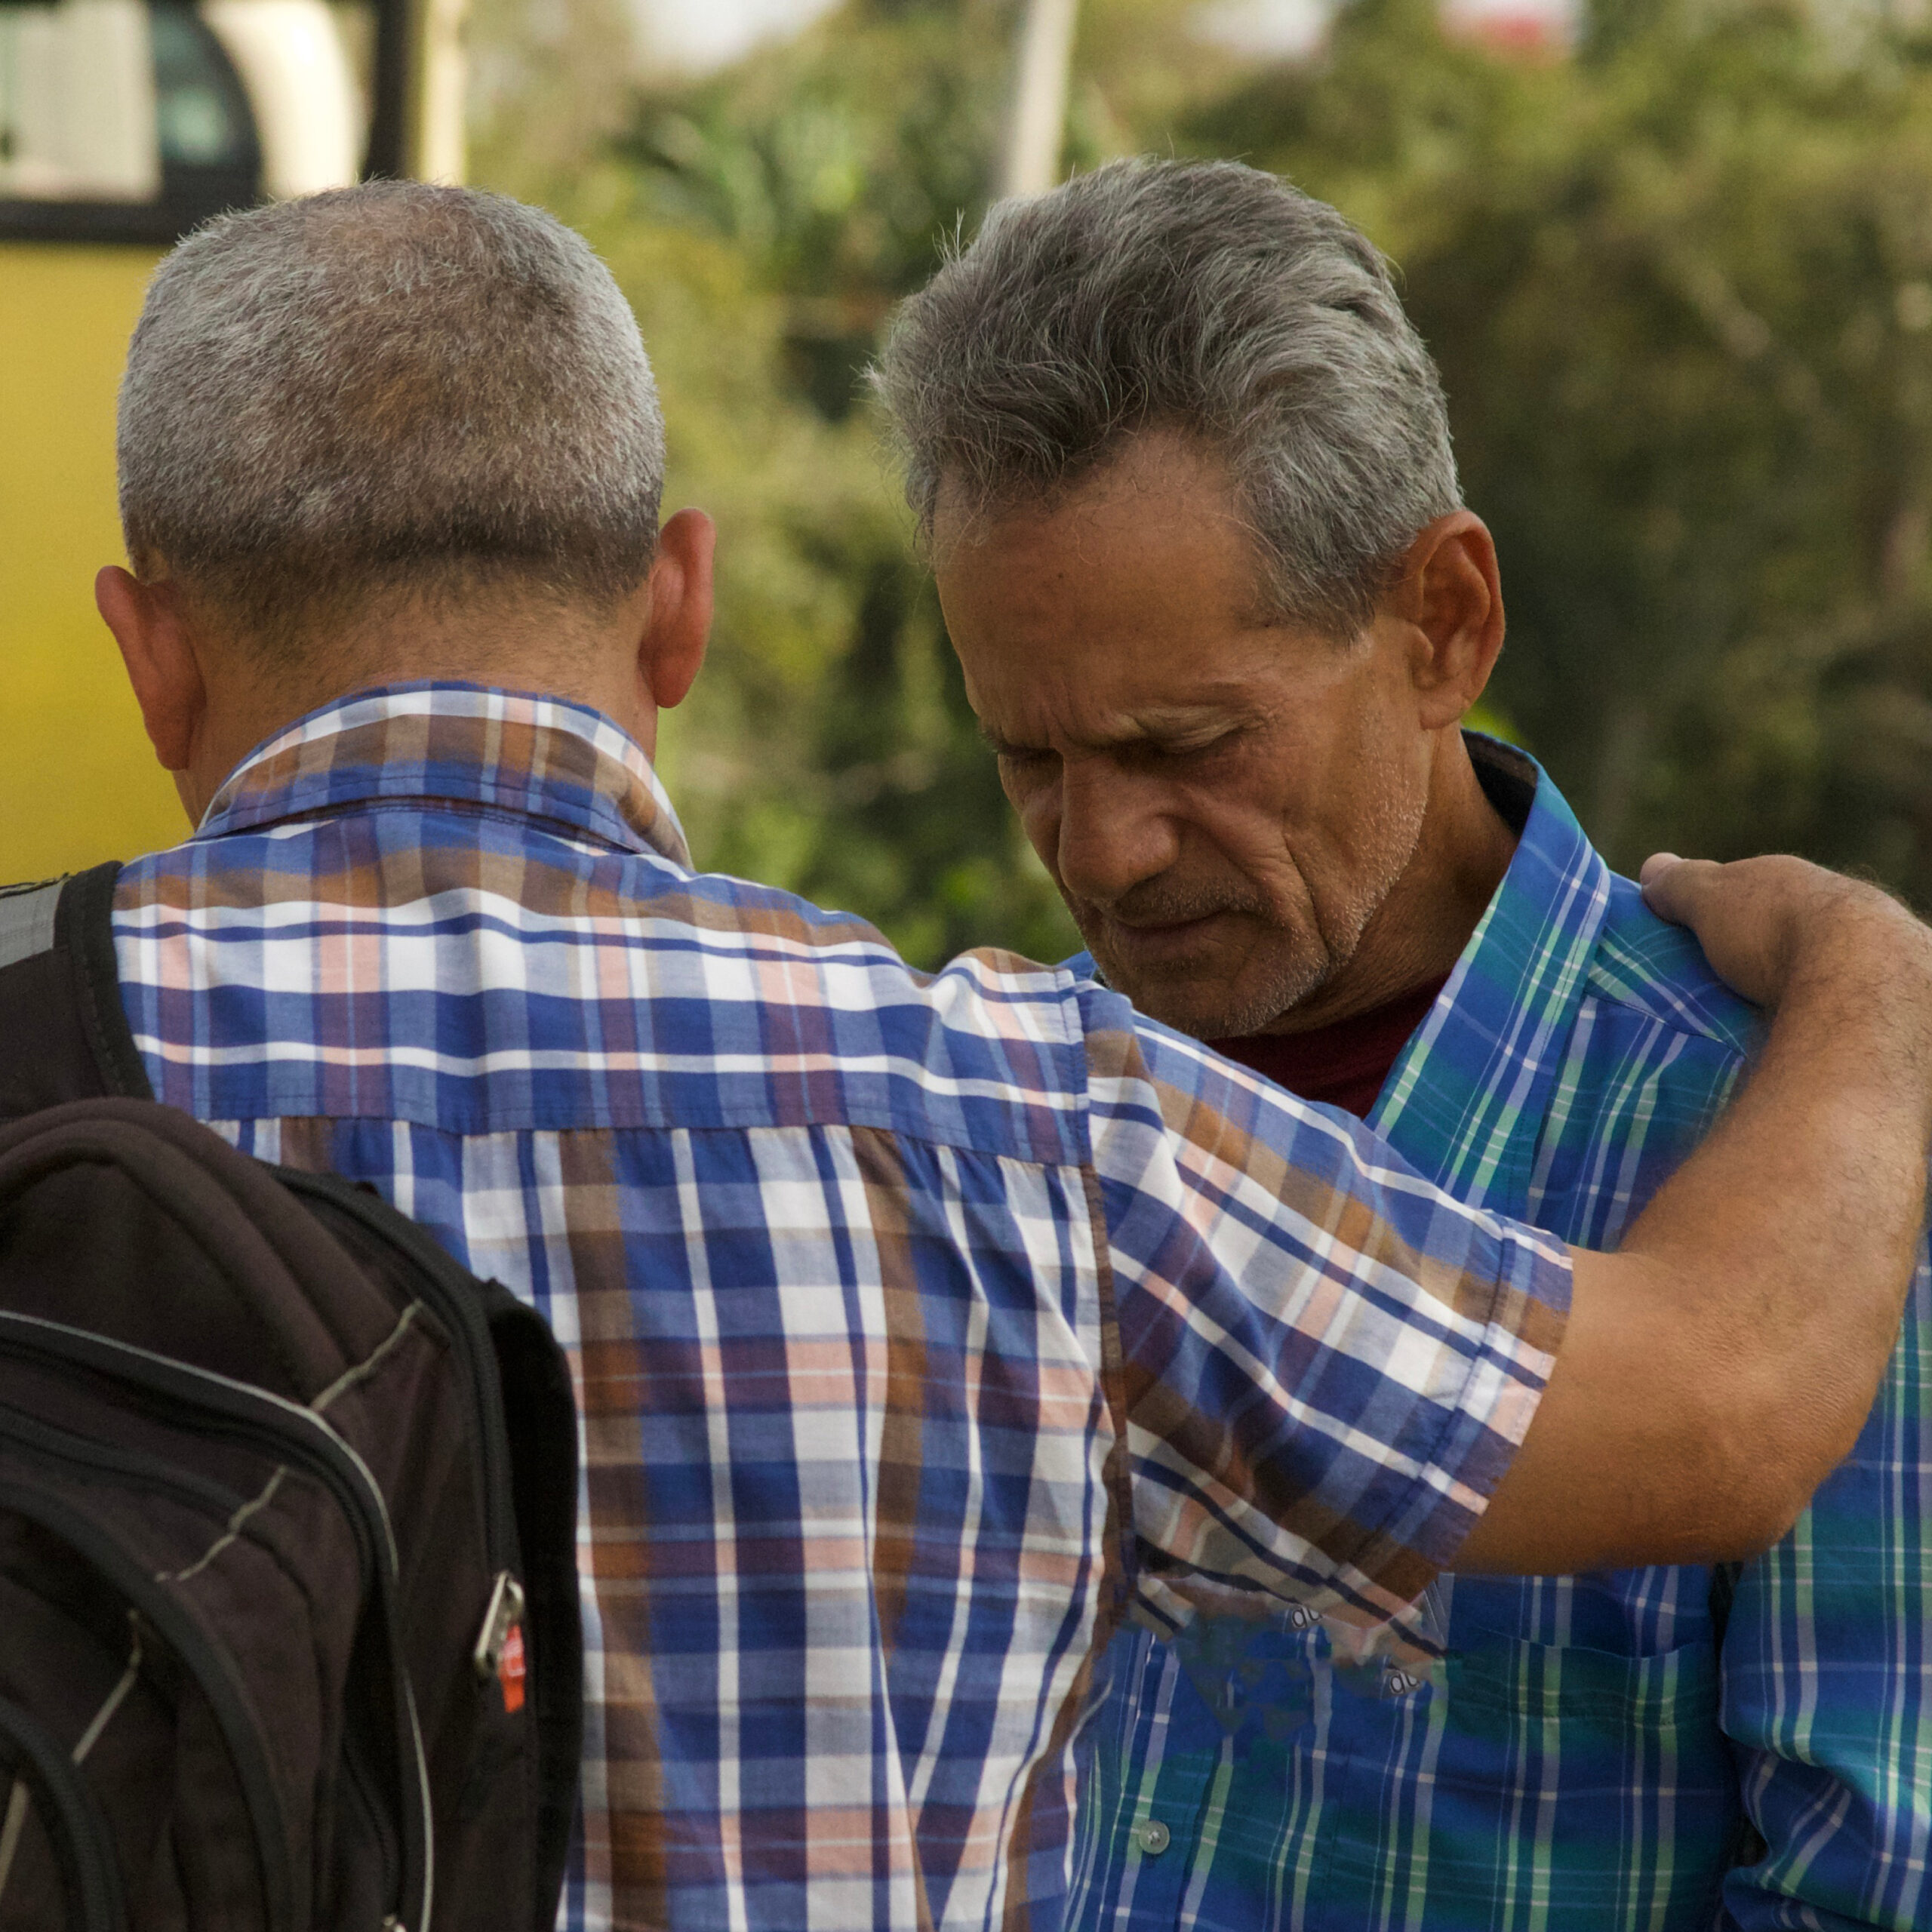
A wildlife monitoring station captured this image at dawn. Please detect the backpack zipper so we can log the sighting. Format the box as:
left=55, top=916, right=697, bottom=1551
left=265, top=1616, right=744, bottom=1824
left=340, top=1718, right=402, bottom=1917
left=275, top=1173, right=537, bottom=1720
left=0, top=1694, right=128, bottom=1932
left=272, top=1171, right=521, bottom=1576
left=0, top=1310, right=430, bottom=1932
left=0, top=1483, right=291, bottom=1932
left=0, top=1400, right=245, bottom=1520
left=0, top=1315, right=378, bottom=1592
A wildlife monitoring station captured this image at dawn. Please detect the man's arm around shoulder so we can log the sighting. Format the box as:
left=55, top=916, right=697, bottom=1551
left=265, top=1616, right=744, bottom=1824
left=1459, top=856, right=1932, bottom=1575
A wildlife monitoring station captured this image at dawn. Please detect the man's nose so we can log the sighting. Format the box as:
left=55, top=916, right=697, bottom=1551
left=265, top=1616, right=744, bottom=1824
left=1054, top=761, right=1181, bottom=906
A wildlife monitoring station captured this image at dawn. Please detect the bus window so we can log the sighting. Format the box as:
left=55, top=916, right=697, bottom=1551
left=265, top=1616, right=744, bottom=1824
left=0, top=1, right=161, bottom=205
left=201, top=2, right=361, bottom=197
left=0, top=0, right=375, bottom=242
left=152, top=5, right=263, bottom=212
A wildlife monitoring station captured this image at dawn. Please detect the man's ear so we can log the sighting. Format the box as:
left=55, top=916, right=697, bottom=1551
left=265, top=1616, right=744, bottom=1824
left=1390, top=513, right=1506, bottom=731
left=636, top=508, right=715, bottom=715
left=96, top=566, right=208, bottom=774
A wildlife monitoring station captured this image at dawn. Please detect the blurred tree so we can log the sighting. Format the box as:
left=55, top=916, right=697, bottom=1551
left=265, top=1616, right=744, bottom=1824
left=1179, top=0, right=1932, bottom=899
left=472, top=0, right=1932, bottom=952
left=473, top=0, right=1080, bottom=966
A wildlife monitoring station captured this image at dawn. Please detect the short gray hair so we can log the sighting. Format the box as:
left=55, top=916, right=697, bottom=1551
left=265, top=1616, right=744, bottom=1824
left=120, top=182, right=665, bottom=649
left=874, top=158, right=1460, bottom=635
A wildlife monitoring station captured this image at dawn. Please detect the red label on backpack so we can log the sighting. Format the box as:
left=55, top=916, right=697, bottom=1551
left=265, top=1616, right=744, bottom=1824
left=499, top=1622, right=526, bottom=1714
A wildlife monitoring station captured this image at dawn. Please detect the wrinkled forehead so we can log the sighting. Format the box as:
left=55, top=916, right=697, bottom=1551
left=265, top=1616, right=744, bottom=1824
left=933, top=449, right=1321, bottom=748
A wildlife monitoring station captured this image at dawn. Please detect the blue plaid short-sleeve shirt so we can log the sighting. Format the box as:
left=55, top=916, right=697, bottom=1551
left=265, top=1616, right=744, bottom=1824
left=107, top=683, right=1572, bottom=1932
left=1069, top=738, right=1932, bottom=1932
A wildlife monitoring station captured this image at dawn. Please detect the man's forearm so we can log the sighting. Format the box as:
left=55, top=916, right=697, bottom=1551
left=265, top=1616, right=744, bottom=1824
left=1623, top=895, right=1930, bottom=1512
left=1458, top=860, right=1932, bottom=1575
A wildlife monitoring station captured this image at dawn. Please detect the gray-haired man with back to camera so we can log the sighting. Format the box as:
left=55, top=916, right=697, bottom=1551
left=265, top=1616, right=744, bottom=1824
left=875, top=157, right=1932, bottom=1932
left=63, top=177, right=1932, bottom=1931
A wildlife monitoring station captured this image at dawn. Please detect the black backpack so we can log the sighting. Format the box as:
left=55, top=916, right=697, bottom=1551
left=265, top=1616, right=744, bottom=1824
left=0, top=863, right=583, bottom=1932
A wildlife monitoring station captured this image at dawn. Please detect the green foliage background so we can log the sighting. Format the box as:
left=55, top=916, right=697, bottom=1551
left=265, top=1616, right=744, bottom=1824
left=473, top=0, right=1932, bottom=965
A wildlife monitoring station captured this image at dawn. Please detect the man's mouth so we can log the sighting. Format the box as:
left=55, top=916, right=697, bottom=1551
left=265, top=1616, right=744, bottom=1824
left=1095, top=907, right=1241, bottom=970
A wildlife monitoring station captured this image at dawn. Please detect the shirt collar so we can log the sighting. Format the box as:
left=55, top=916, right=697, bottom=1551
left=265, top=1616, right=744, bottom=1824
left=1369, top=734, right=1609, bottom=1214
left=195, top=680, right=694, bottom=869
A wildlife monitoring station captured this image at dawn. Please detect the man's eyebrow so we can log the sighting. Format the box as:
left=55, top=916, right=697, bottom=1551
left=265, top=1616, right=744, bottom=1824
left=976, top=703, right=1265, bottom=756
left=1124, top=704, right=1265, bottom=742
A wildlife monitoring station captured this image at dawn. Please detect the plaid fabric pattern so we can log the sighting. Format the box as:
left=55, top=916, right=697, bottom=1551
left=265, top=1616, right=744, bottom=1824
left=1069, top=741, right=1932, bottom=1932
left=106, top=684, right=1574, bottom=1932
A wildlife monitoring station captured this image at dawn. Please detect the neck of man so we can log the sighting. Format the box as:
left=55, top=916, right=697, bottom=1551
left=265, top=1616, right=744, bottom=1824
left=1254, top=730, right=1520, bottom=1037
left=173, top=592, right=654, bottom=825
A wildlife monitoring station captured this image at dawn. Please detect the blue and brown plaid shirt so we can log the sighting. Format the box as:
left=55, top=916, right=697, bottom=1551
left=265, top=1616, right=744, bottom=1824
left=1069, top=740, right=1932, bottom=1932
left=107, top=684, right=1576, bottom=1932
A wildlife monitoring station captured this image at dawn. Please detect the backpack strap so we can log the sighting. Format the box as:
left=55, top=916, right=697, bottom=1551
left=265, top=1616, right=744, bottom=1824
left=0, top=862, right=153, bottom=1119
left=0, top=878, right=60, bottom=969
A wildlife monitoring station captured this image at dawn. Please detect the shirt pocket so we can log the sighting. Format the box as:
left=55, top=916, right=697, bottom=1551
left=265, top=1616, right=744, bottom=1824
left=1312, top=1637, right=1741, bottom=1928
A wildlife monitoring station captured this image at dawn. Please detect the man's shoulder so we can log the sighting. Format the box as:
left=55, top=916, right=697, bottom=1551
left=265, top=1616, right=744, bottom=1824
left=112, top=829, right=1100, bottom=1159
left=1584, top=871, right=1760, bottom=1063
left=121, top=827, right=1082, bottom=1008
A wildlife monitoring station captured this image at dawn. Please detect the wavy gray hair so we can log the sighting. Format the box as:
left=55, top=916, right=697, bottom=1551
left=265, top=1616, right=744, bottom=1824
left=873, top=158, right=1460, bottom=636
left=119, top=182, right=665, bottom=653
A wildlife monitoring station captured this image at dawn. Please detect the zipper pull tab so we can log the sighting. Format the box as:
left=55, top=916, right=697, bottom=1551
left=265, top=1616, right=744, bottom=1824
left=472, top=1570, right=528, bottom=1712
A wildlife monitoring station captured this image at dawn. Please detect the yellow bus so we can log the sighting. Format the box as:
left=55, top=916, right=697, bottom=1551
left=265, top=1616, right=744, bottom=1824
left=0, top=0, right=461, bottom=875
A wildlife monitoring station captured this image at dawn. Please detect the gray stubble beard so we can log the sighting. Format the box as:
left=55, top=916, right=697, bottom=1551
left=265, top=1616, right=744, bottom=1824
left=1076, top=750, right=1432, bottom=1041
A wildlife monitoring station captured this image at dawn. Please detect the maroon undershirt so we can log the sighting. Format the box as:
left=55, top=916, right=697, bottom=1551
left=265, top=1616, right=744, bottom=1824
left=1208, top=972, right=1451, bottom=1118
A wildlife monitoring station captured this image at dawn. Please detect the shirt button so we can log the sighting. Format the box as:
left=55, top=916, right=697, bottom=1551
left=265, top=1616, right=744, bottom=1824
left=1136, top=1820, right=1171, bottom=1856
